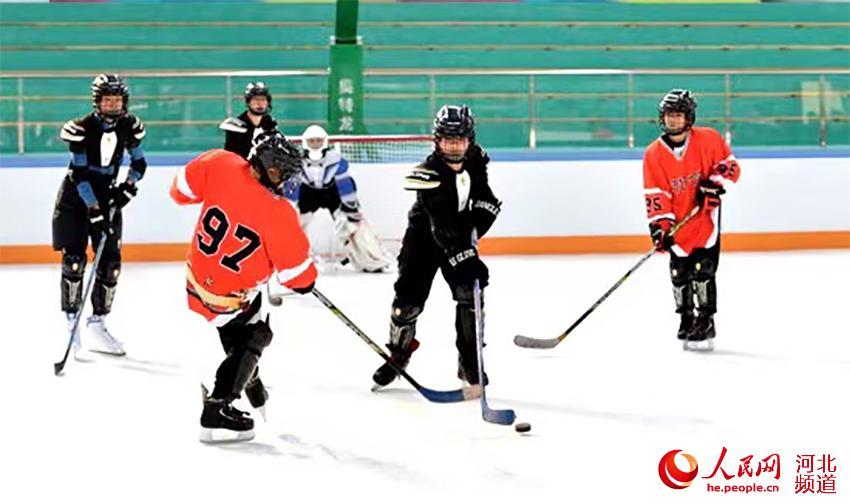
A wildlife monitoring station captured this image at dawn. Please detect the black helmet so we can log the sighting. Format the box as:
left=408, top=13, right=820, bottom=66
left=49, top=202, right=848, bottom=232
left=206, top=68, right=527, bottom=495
left=248, top=131, right=301, bottom=195
left=91, top=74, right=129, bottom=118
left=244, top=82, right=272, bottom=115
left=658, top=89, right=697, bottom=135
left=433, top=104, right=475, bottom=162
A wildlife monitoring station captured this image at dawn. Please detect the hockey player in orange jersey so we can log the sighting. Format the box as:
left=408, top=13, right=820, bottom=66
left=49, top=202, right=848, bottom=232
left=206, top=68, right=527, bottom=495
left=643, top=89, right=741, bottom=352
left=170, top=132, right=317, bottom=442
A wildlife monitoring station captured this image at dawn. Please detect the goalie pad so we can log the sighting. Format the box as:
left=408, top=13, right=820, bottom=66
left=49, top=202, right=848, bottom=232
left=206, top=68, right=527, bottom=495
left=333, top=212, right=391, bottom=272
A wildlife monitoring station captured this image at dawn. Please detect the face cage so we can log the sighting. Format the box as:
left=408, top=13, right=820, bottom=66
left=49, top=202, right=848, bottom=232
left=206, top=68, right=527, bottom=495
left=434, top=134, right=473, bottom=163
left=658, top=109, right=695, bottom=135
left=94, top=94, right=128, bottom=119
left=246, top=93, right=272, bottom=115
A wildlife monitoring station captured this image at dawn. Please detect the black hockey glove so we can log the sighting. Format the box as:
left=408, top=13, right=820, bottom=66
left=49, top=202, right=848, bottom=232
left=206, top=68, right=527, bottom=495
left=110, top=182, right=138, bottom=209
left=88, top=206, right=114, bottom=237
left=649, top=219, right=675, bottom=252
left=697, top=179, right=725, bottom=211
left=448, top=248, right=489, bottom=288
left=291, top=282, right=315, bottom=295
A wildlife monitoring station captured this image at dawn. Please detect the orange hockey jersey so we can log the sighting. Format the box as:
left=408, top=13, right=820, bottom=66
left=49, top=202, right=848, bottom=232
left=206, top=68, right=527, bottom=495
left=170, top=149, right=317, bottom=325
left=643, top=127, right=741, bottom=256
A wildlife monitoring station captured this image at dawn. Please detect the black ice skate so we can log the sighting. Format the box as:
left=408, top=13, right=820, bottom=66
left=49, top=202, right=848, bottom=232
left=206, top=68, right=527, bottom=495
left=457, top=358, right=489, bottom=386
left=371, top=339, right=419, bottom=390
left=677, top=313, right=695, bottom=341
left=683, top=313, right=715, bottom=352
left=199, top=385, right=255, bottom=443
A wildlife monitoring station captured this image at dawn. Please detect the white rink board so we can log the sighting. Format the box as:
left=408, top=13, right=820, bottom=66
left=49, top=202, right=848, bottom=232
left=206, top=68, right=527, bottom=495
left=1, top=156, right=848, bottom=246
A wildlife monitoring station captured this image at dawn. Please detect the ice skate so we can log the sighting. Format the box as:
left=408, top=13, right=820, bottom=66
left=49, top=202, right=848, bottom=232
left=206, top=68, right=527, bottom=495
left=199, top=386, right=255, bottom=444
left=86, top=315, right=126, bottom=356
left=371, top=338, right=419, bottom=391
left=683, top=313, right=715, bottom=352
left=66, top=312, right=82, bottom=355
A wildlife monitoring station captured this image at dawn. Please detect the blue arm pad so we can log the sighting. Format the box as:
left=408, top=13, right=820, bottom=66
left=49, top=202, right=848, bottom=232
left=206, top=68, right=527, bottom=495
left=128, top=146, right=147, bottom=181
left=75, top=181, right=98, bottom=208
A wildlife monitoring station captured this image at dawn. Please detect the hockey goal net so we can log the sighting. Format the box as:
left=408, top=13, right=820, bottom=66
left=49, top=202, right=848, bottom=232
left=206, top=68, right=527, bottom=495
left=288, top=134, right=433, bottom=164
left=288, top=134, right=434, bottom=271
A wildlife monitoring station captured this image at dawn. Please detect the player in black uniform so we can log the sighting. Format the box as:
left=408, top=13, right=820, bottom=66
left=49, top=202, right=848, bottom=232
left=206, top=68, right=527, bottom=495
left=219, top=82, right=278, bottom=159
left=372, top=105, right=501, bottom=389
left=53, top=74, right=147, bottom=356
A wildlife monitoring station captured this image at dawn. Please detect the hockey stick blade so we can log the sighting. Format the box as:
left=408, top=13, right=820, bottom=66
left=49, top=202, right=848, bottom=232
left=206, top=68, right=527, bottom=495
left=513, top=334, right=562, bottom=349
left=484, top=406, right=516, bottom=425
left=310, top=288, right=480, bottom=404
left=512, top=208, right=701, bottom=351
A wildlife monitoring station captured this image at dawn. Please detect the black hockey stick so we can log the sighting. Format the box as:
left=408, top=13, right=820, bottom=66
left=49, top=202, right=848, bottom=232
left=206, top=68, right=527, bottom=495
left=514, top=208, right=700, bottom=349
left=54, top=229, right=109, bottom=375
left=473, top=278, right=516, bottom=425
left=311, top=288, right=481, bottom=403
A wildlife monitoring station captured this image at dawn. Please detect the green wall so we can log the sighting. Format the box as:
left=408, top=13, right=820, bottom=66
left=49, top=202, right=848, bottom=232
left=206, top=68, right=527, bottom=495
left=1, top=3, right=848, bottom=152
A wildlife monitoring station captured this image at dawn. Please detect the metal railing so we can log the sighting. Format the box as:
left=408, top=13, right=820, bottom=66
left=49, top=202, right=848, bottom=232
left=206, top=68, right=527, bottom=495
left=1, top=67, right=849, bottom=153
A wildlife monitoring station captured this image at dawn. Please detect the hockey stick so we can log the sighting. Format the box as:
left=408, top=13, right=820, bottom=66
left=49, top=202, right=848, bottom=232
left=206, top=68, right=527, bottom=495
left=266, top=282, right=295, bottom=307
left=54, top=228, right=109, bottom=375
left=514, top=208, right=700, bottom=349
left=310, top=288, right=481, bottom=403
left=473, top=278, right=516, bottom=425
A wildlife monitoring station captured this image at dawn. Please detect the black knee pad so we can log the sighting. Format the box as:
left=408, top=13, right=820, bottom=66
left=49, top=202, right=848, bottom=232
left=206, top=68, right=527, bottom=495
left=62, top=253, right=86, bottom=281
left=669, top=261, right=694, bottom=287
left=245, top=319, right=274, bottom=355
left=390, top=302, right=422, bottom=325
left=61, top=253, right=86, bottom=313
left=213, top=320, right=273, bottom=401
left=692, top=255, right=718, bottom=281
left=96, top=259, right=121, bottom=287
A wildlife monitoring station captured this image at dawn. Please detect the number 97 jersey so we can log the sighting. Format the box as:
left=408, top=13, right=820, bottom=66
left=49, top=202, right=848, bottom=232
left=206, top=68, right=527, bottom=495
left=170, top=149, right=317, bottom=325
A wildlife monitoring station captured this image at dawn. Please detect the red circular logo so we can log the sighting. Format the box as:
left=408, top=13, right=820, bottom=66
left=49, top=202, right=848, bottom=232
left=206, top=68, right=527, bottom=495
left=658, top=449, right=699, bottom=489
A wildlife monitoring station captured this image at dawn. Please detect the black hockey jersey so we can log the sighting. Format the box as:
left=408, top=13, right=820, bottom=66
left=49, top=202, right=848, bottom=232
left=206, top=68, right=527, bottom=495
left=60, top=112, right=147, bottom=207
left=404, top=144, right=501, bottom=258
left=219, top=111, right=278, bottom=159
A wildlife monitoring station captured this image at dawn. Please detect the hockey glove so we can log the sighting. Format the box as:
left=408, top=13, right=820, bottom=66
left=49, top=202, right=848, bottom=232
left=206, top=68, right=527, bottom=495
left=698, top=179, right=725, bottom=211
left=448, top=248, right=489, bottom=288
left=649, top=219, right=675, bottom=252
left=291, top=282, right=315, bottom=295
left=110, top=181, right=138, bottom=209
left=711, top=159, right=739, bottom=180
left=88, top=206, right=114, bottom=237
left=341, top=203, right=362, bottom=223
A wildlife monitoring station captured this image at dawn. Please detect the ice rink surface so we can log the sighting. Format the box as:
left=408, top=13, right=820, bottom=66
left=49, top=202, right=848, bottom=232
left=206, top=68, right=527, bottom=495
left=2, top=250, right=848, bottom=503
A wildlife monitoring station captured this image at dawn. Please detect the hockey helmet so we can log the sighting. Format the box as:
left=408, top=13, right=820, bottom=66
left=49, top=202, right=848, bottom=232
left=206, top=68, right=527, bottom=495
left=658, top=89, right=697, bottom=135
left=433, top=104, right=475, bottom=163
left=248, top=131, right=301, bottom=195
left=244, top=82, right=272, bottom=115
left=91, top=74, right=129, bottom=119
left=301, top=124, right=329, bottom=162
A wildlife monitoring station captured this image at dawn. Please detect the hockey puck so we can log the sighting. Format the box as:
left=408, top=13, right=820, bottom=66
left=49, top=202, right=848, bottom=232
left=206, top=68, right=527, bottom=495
left=515, top=422, right=532, bottom=433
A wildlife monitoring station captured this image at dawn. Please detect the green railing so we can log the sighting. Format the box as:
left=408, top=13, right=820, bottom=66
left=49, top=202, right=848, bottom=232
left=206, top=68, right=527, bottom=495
left=1, top=68, right=849, bottom=154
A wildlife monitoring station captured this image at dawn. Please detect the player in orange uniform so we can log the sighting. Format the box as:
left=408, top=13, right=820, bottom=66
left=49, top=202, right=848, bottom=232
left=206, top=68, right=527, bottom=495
left=643, top=89, right=741, bottom=352
left=170, top=132, right=317, bottom=442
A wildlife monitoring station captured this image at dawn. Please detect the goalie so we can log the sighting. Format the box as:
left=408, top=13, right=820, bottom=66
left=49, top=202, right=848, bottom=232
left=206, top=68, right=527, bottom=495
left=284, top=125, right=390, bottom=272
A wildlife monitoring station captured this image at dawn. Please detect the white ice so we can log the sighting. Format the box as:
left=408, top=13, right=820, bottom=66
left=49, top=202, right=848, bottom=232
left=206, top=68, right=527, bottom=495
left=2, top=251, right=848, bottom=503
